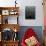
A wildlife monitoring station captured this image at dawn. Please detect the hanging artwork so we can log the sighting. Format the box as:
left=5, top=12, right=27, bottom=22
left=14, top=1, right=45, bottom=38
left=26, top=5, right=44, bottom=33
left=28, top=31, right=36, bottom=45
left=25, top=6, right=35, bottom=19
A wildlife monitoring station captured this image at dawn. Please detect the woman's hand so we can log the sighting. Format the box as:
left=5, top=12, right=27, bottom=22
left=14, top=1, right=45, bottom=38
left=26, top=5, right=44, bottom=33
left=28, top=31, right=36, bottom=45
left=25, top=36, right=38, bottom=46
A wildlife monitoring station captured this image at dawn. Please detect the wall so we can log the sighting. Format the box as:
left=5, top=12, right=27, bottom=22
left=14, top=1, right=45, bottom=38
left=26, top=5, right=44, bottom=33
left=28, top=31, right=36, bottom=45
left=18, top=0, right=43, bottom=26
left=0, top=0, right=43, bottom=26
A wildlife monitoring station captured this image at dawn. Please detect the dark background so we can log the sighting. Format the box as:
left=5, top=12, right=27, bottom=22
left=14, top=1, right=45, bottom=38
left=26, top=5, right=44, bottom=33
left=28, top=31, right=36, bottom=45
left=25, top=6, right=35, bottom=19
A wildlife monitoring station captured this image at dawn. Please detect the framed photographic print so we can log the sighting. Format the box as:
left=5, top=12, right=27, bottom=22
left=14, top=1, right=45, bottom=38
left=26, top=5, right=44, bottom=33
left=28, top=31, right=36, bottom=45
left=25, top=6, right=35, bottom=19
left=2, top=10, right=9, bottom=15
left=1, top=28, right=13, bottom=41
left=8, top=16, right=18, bottom=24
left=9, top=9, right=18, bottom=15
left=10, top=11, right=15, bottom=15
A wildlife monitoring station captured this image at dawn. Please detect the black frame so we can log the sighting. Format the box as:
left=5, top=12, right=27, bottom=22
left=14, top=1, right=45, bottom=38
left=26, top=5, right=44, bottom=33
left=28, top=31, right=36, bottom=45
left=25, top=6, right=35, bottom=19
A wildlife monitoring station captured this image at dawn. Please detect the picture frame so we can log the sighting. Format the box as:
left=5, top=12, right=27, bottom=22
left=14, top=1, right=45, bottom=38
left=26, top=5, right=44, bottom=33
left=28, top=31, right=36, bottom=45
left=2, top=10, right=9, bottom=15
left=25, top=6, right=35, bottom=19
left=8, top=16, right=18, bottom=24
left=1, top=28, right=13, bottom=41
left=1, top=28, right=18, bottom=41
left=9, top=10, right=18, bottom=15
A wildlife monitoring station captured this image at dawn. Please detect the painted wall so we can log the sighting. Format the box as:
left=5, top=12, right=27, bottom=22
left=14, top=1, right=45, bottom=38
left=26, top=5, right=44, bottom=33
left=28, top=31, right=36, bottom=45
left=18, top=0, right=43, bottom=26
left=0, top=0, right=43, bottom=26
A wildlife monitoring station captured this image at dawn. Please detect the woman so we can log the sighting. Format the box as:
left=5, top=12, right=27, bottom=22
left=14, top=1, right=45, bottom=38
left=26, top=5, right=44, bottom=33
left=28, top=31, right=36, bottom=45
left=21, top=28, right=41, bottom=46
